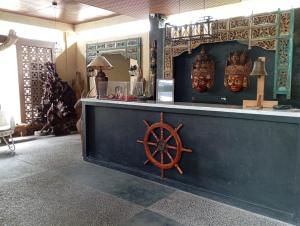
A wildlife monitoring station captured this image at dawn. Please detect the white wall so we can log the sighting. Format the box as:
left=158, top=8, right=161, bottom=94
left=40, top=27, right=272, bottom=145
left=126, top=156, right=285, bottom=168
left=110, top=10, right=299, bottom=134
left=0, top=45, right=20, bottom=123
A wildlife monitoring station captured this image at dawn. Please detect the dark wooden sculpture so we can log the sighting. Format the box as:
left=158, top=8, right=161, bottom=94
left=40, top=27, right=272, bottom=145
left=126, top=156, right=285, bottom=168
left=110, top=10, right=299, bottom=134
left=224, top=51, right=252, bottom=92
left=149, top=40, right=157, bottom=99
left=33, top=62, right=77, bottom=136
left=191, top=48, right=215, bottom=92
left=137, top=112, right=192, bottom=178
left=150, top=40, right=157, bottom=77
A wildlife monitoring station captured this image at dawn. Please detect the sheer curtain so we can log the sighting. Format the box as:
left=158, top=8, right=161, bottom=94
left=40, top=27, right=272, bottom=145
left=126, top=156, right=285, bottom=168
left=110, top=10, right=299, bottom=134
left=0, top=45, right=21, bottom=123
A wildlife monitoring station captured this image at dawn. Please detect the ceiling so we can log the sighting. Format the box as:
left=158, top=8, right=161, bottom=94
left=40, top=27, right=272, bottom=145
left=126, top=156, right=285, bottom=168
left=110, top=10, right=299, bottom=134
left=0, top=0, right=117, bottom=24
left=0, top=0, right=241, bottom=24
left=77, top=0, right=241, bottom=19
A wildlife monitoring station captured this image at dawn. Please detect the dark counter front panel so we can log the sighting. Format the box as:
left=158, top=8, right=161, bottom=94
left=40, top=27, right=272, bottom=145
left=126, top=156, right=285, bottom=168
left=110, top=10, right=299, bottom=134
left=83, top=103, right=300, bottom=224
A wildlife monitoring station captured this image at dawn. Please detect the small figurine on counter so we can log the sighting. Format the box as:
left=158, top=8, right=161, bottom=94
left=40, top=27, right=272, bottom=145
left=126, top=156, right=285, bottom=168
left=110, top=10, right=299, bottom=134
left=106, top=84, right=137, bottom=101
left=115, top=86, right=124, bottom=99
left=191, top=48, right=215, bottom=92
left=224, top=51, right=252, bottom=92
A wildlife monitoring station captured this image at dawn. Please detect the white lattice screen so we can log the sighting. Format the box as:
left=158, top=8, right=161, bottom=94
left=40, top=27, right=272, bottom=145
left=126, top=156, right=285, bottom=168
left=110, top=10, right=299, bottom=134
left=17, top=40, right=54, bottom=123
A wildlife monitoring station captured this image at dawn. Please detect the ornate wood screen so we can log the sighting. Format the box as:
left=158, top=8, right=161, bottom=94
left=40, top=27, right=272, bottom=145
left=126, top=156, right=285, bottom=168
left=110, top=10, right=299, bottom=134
left=16, top=39, right=54, bottom=123
left=164, top=9, right=294, bottom=99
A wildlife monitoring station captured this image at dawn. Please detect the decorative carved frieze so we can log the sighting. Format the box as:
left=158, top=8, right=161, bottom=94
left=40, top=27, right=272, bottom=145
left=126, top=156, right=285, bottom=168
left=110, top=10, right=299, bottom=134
left=252, top=40, right=276, bottom=50
left=253, top=14, right=276, bottom=25
left=278, top=39, right=289, bottom=66
left=229, top=29, right=249, bottom=40
left=251, top=26, right=276, bottom=39
left=277, top=70, right=288, bottom=90
left=230, top=18, right=249, bottom=29
left=280, top=13, right=290, bottom=34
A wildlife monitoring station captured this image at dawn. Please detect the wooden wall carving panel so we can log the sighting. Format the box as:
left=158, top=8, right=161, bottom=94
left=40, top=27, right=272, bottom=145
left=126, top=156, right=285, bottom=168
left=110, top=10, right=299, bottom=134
left=164, top=9, right=294, bottom=99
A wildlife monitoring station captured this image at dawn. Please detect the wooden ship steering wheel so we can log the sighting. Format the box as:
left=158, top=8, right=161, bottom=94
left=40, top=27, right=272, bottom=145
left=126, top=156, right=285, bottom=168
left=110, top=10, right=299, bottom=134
left=137, top=112, right=192, bottom=178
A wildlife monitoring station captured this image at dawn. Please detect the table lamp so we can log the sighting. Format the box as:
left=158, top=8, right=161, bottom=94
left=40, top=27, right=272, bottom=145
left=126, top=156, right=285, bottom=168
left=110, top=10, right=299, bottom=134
left=87, top=56, right=113, bottom=98
left=243, top=57, right=278, bottom=109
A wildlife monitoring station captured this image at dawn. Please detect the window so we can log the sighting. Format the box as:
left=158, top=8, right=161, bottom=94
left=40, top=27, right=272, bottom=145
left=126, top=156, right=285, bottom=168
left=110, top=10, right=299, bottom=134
left=0, top=45, right=21, bottom=123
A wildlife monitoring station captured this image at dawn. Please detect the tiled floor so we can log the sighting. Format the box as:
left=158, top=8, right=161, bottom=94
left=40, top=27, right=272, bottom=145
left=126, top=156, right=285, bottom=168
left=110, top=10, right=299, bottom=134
left=0, top=135, right=294, bottom=226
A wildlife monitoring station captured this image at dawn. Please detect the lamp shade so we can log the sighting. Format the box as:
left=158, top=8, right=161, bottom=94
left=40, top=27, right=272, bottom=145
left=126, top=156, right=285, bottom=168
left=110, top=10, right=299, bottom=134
left=87, top=56, right=113, bottom=70
left=250, top=58, right=267, bottom=76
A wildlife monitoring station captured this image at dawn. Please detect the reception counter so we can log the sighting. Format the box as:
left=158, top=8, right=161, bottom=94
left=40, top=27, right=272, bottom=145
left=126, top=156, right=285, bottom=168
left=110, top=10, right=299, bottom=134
left=81, top=98, right=300, bottom=224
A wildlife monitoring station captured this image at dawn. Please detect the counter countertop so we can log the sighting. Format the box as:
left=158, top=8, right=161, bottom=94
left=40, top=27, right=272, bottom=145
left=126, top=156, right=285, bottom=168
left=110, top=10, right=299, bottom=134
left=81, top=98, right=300, bottom=118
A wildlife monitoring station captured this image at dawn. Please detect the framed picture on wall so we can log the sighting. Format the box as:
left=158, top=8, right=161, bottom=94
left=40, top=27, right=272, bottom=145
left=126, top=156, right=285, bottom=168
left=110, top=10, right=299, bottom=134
left=156, top=79, right=174, bottom=103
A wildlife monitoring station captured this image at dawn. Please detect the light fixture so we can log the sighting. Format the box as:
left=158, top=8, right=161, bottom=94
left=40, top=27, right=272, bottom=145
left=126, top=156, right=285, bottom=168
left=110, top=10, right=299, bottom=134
left=87, top=56, right=113, bottom=99
left=52, top=1, right=63, bottom=56
left=165, top=0, right=218, bottom=52
left=243, top=57, right=278, bottom=109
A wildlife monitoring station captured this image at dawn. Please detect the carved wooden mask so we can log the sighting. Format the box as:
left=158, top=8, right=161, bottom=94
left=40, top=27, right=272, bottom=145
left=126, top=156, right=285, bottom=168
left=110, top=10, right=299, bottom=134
left=224, top=51, right=252, bottom=92
left=191, top=48, right=215, bottom=92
